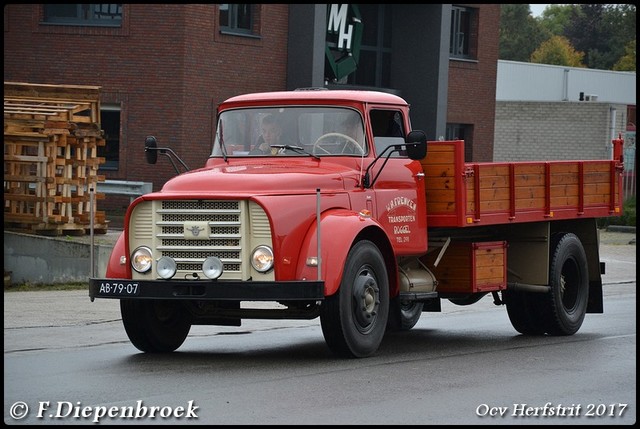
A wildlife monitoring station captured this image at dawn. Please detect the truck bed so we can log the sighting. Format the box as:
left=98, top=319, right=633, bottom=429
left=421, top=139, right=624, bottom=228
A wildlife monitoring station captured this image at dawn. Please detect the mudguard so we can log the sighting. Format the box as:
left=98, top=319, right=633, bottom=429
left=104, top=231, right=131, bottom=278
left=296, top=208, right=393, bottom=297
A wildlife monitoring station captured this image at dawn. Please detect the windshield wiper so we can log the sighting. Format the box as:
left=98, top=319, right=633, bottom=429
left=270, top=145, right=320, bottom=160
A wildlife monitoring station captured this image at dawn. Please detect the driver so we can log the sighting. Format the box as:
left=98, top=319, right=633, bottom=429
left=252, top=114, right=283, bottom=155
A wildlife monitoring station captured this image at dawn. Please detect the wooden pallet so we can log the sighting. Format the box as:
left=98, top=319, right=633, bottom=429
left=4, top=82, right=107, bottom=235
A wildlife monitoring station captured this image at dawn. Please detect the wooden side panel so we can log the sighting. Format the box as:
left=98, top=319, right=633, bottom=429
left=422, top=241, right=507, bottom=293
left=462, top=159, right=621, bottom=225
left=421, top=140, right=466, bottom=227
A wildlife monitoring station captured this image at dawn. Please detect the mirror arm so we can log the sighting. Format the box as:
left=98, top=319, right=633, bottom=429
left=361, top=144, right=402, bottom=189
left=145, top=146, right=190, bottom=174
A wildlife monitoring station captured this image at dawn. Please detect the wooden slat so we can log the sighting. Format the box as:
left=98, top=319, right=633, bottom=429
left=4, top=82, right=106, bottom=235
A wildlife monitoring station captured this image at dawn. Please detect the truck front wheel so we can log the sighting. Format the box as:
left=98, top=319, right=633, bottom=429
left=120, top=300, right=192, bottom=352
left=387, top=298, right=423, bottom=331
left=320, top=240, right=389, bottom=358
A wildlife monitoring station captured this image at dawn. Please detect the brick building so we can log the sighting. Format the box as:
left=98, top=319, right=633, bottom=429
left=4, top=4, right=500, bottom=209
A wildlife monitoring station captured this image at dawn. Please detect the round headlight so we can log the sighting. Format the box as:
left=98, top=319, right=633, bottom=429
left=203, top=256, right=224, bottom=279
left=251, top=245, right=274, bottom=273
left=156, top=256, right=177, bottom=279
left=131, top=246, right=153, bottom=273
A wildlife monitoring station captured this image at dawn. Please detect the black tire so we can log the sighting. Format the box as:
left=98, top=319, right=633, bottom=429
left=388, top=298, right=423, bottom=331
left=543, top=233, right=589, bottom=335
left=504, top=232, right=588, bottom=336
left=320, top=240, right=389, bottom=358
left=504, top=289, right=547, bottom=335
left=120, top=299, right=192, bottom=352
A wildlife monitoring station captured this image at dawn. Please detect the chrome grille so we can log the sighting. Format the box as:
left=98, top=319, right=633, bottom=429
left=157, top=200, right=242, bottom=278
left=129, top=199, right=272, bottom=281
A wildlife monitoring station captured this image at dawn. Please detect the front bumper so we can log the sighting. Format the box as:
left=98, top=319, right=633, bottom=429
left=89, top=278, right=325, bottom=301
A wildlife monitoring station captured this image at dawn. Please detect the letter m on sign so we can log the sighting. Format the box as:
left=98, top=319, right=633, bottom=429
left=325, top=4, right=363, bottom=82
left=327, top=4, right=352, bottom=50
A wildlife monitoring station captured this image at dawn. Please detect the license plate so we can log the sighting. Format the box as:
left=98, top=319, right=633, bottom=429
left=97, top=282, right=140, bottom=296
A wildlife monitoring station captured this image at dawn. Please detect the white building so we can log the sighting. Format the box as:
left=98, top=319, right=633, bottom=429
left=494, top=60, right=636, bottom=197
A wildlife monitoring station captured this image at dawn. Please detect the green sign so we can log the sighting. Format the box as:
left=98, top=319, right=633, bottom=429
left=325, top=4, right=363, bottom=82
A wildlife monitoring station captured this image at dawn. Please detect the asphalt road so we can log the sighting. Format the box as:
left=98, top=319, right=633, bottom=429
left=3, top=230, right=635, bottom=353
left=3, top=231, right=636, bottom=425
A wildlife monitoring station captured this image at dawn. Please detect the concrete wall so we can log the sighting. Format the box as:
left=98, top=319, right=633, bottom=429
left=4, top=232, right=114, bottom=285
left=494, top=101, right=628, bottom=161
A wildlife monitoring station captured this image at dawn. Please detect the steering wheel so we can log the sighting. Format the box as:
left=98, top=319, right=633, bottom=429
left=312, top=133, right=363, bottom=155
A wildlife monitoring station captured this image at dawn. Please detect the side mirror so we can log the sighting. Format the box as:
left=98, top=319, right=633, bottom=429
left=145, top=136, right=158, bottom=164
left=405, top=130, right=427, bottom=160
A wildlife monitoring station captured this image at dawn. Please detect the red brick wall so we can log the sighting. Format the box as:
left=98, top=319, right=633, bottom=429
left=447, top=4, right=500, bottom=162
left=4, top=4, right=289, bottom=189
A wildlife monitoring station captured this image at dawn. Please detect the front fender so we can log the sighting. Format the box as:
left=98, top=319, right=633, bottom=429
left=104, top=231, right=131, bottom=279
left=296, top=209, right=390, bottom=297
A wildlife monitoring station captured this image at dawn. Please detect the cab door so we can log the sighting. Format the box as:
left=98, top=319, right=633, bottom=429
left=368, top=108, right=427, bottom=255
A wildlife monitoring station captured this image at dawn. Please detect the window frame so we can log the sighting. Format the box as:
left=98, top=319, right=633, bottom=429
left=98, top=105, right=122, bottom=171
left=446, top=122, right=474, bottom=162
left=219, top=4, right=256, bottom=36
left=344, top=4, right=392, bottom=88
left=449, top=5, right=475, bottom=60
left=42, top=4, right=123, bottom=27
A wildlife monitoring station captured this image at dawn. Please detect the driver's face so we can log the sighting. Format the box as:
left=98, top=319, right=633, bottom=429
left=261, top=123, right=281, bottom=144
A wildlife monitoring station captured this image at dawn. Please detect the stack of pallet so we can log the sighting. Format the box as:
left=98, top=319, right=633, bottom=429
left=4, top=82, right=108, bottom=235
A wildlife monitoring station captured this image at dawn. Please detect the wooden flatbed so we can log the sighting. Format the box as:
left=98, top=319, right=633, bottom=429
left=421, top=138, right=624, bottom=228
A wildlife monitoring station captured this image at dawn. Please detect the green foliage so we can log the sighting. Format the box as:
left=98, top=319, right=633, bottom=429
left=598, top=196, right=637, bottom=228
left=530, top=35, right=585, bottom=67
left=613, top=39, right=636, bottom=71
left=501, top=4, right=637, bottom=70
left=499, top=4, right=549, bottom=61
left=539, top=4, right=573, bottom=35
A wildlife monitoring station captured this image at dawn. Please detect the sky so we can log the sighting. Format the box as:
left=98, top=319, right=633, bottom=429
left=529, top=4, right=549, bottom=17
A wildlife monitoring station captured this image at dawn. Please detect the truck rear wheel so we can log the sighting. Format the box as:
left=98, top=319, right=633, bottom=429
left=503, top=289, right=547, bottom=335
left=320, top=240, right=389, bottom=358
left=120, top=300, right=191, bottom=352
left=505, top=232, right=589, bottom=336
left=543, top=232, right=589, bottom=335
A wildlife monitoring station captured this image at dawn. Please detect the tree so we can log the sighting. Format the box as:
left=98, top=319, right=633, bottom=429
left=539, top=4, right=573, bottom=35
left=530, top=35, right=585, bottom=67
left=613, top=39, right=636, bottom=71
left=499, top=4, right=548, bottom=61
left=561, top=4, right=636, bottom=69
left=500, top=4, right=636, bottom=70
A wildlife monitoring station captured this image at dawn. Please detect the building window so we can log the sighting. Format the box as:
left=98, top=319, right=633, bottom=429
left=446, top=123, right=473, bottom=161
left=43, top=4, right=122, bottom=26
left=450, top=6, right=475, bottom=59
left=219, top=4, right=254, bottom=35
left=98, top=106, right=121, bottom=171
left=346, top=4, right=392, bottom=88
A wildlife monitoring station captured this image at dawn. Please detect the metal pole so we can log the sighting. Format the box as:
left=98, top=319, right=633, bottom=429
left=316, top=188, right=321, bottom=280
left=89, top=185, right=95, bottom=278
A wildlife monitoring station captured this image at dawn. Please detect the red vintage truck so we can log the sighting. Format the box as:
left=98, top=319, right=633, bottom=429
left=89, top=89, right=624, bottom=358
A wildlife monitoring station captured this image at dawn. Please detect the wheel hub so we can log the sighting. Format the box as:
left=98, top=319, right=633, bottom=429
left=352, top=270, right=379, bottom=332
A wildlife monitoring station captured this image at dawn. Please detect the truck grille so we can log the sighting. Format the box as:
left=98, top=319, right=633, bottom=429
left=129, top=200, right=271, bottom=280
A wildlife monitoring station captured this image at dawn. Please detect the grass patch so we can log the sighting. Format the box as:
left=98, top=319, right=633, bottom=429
left=4, top=282, right=88, bottom=292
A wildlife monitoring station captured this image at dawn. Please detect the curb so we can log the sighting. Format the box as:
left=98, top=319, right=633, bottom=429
left=606, top=225, right=636, bottom=234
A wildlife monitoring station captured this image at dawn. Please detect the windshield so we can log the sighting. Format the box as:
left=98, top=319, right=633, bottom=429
left=211, top=107, right=367, bottom=158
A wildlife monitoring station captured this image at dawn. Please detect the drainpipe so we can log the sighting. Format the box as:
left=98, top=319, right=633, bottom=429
left=609, top=106, right=617, bottom=159
left=562, top=68, right=569, bottom=101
